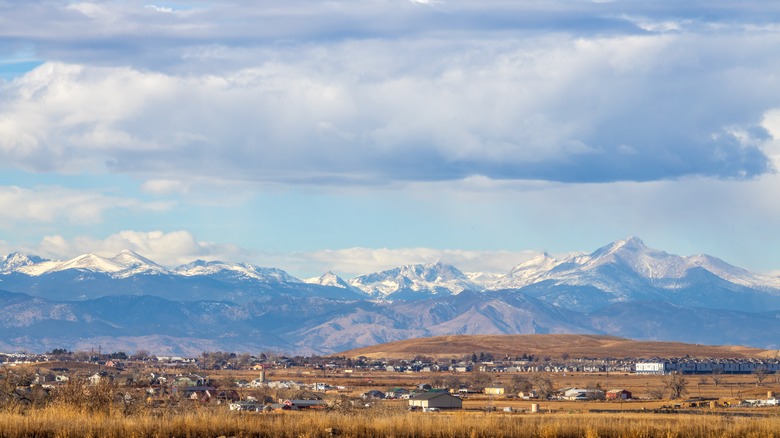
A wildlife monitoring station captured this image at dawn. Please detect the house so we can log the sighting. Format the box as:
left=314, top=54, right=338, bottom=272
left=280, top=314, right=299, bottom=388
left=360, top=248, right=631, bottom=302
left=283, top=399, right=327, bottom=410
left=229, top=401, right=264, bottom=411
left=518, top=390, right=538, bottom=400
left=88, top=372, right=109, bottom=385
left=409, top=392, right=463, bottom=410
left=484, top=387, right=505, bottom=396
left=385, top=387, right=411, bottom=399
left=606, top=389, right=632, bottom=400
left=564, top=388, right=605, bottom=401
left=362, top=389, right=386, bottom=399
left=173, top=374, right=207, bottom=387
left=294, top=391, right=326, bottom=401
left=216, top=390, right=241, bottom=403
left=179, top=386, right=217, bottom=402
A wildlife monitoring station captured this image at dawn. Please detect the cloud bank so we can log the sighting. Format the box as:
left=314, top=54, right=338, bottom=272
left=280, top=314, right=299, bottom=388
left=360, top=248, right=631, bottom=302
left=0, top=2, right=777, bottom=188
left=6, top=230, right=536, bottom=277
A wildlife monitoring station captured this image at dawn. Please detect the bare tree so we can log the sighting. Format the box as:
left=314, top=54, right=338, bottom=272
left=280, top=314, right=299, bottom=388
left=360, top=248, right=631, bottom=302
left=711, top=370, right=724, bottom=386
left=662, top=372, right=688, bottom=400
left=754, top=367, right=769, bottom=386
left=443, top=374, right=463, bottom=391
left=468, top=372, right=492, bottom=391
left=528, top=374, right=554, bottom=399
left=648, top=388, right=664, bottom=400
left=509, top=375, right=532, bottom=394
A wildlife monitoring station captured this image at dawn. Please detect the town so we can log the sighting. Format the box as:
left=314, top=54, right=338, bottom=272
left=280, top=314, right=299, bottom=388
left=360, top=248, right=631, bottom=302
left=4, top=349, right=780, bottom=414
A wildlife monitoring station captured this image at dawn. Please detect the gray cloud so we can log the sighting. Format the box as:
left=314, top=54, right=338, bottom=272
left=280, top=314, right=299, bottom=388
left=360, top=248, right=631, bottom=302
left=0, top=1, right=778, bottom=185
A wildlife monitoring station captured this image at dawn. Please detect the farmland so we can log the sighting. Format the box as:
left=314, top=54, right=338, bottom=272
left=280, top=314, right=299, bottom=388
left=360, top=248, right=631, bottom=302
left=3, top=335, right=780, bottom=437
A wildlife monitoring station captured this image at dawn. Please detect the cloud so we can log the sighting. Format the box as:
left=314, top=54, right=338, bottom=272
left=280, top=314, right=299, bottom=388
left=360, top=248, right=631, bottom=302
left=144, top=5, right=175, bottom=14
left=287, top=247, right=539, bottom=278
left=0, top=185, right=170, bottom=225
left=32, top=230, right=247, bottom=267
left=0, top=2, right=777, bottom=187
left=141, top=179, right=192, bottom=195
left=17, top=230, right=537, bottom=276
left=1, top=28, right=777, bottom=187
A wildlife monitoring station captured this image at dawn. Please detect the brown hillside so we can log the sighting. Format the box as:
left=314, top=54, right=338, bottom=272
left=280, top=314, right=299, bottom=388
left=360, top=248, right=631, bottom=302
left=337, top=334, right=775, bottom=360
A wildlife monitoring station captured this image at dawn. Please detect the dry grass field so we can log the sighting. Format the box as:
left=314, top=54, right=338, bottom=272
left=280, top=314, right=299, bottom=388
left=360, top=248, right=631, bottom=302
left=2, top=366, right=780, bottom=437
left=341, top=334, right=776, bottom=360
left=7, top=335, right=780, bottom=437
left=1, top=405, right=780, bottom=438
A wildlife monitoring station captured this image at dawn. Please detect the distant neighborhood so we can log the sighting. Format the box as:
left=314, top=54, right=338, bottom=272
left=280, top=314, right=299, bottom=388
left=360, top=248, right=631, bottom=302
left=3, top=348, right=780, bottom=413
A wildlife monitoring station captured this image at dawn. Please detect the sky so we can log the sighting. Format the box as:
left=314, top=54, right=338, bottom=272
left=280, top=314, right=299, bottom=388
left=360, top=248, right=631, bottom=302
left=1, top=0, right=780, bottom=278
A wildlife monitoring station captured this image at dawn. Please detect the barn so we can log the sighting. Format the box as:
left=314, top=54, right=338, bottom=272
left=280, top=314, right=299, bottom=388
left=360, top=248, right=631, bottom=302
left=408, top=392, right=462, bottom=410
left=606, top=389, right=632, bottom=400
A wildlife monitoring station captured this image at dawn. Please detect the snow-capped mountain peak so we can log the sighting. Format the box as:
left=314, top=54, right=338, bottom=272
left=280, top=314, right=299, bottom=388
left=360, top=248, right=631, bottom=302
left=50, top=253, right=127, bottom=274
left=348, top=262, right=477, bottom=297
left=0, top=252, right=48, bottom=273
left=110, top=250, right=162, bottom=269
left=306, top=271, right=345, bottom=287
left=174, top=260, right=301, bottom=283
left=488, top=252, right=561, bottom=289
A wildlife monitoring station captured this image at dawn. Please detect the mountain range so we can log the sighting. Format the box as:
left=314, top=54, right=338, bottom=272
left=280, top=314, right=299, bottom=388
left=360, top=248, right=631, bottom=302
left=1, top=237, right=779, bottom=356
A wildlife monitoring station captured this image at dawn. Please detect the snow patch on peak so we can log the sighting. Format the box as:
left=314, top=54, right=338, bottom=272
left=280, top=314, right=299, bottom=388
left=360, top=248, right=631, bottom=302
left=174, top=260, right=301, bottom=283
left=52, top=254, right=127, bottom=274
left=306, top=271, right=341, bottom=286
left=348, top=262, right=477, bottom=297
left=0, top=253, right=48, bottom=273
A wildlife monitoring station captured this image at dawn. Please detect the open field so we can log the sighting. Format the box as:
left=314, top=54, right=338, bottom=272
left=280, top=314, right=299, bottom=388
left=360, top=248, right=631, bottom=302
left=340, top=334, right=777, bottom=360
left=5, top=365, right=780, bottom=437
left=2, top=405, right=780, bottom=438
left=7, top=335, right=780, bottom=437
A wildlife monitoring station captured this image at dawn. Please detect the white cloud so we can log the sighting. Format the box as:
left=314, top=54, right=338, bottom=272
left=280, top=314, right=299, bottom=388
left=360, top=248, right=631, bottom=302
left=141, top=179, right=192, bottom=195
left=0, top=185, right=170, bottom=225
left=291, top=247, right=538, bottom=277
left=15, top=229, right=538, bottom=276
left=144, top=5, right=175, bottom=14
left=1, top=26, right=777, bottom=187
left=32, top=230, right=247, bottom=267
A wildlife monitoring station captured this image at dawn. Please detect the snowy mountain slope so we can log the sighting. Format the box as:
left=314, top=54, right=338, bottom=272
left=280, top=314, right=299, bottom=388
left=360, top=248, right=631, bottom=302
left=0, top=253, right=48, bottom=273
left=173, top=259, right=301, bottom=283
left=14, top=251, right=167, bottom=278
left=3, top=285, right=780, bottom=355
left=348, top=262, right=479, bottom=298
left=305, top=271, right=359, bottom=290
left=487, top=237, right=780, bottom=311
left=1, top=238, right=780, bottom=354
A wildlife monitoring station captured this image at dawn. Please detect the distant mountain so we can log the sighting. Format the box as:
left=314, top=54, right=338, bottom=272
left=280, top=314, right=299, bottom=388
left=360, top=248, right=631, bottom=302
left=174, top=259, right=301, bottom=284
left=1, top=238, right=780, bottom=355
left=0, top=253, right=48, bottom=273
left=489, top=237, right=780, bottom=312
left=348, top=262, right=479, bottom=299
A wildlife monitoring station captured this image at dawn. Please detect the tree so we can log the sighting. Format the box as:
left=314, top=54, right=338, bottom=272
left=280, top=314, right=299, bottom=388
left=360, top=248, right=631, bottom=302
left=443, top=375, right=463, bottom=391
left=468, top=372, right=492, bottom=391
left=509, top=375, right=532, bottom=394
left=663, top=372, right=688, bottom=399
left=711, top=370, right=724, bottom=386
left=528, top=374, right=554, bottom=399
left=131, top=349, right=150, bottom=361
left=754, top=367, right=769, bottom=386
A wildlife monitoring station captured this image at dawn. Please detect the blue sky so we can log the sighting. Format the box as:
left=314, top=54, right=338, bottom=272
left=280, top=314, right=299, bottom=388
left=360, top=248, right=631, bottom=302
left=1, top=0, right=780, bottom=277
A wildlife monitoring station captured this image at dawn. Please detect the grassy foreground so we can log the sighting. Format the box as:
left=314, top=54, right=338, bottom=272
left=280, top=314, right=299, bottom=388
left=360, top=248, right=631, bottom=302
left=1, top=407, right=780, bottom=438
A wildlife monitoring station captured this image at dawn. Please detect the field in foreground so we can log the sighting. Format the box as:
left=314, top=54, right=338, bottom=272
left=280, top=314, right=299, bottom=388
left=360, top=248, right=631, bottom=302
left=340, top=334, right=775, bottom=360
left=2, top=406, right=780, bottom=438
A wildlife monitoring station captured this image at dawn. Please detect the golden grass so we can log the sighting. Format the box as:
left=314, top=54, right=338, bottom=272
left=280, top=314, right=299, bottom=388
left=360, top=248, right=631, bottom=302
left=1, top=405, right=780, bottom=438
left=339, top=334, right=772, bottom=360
